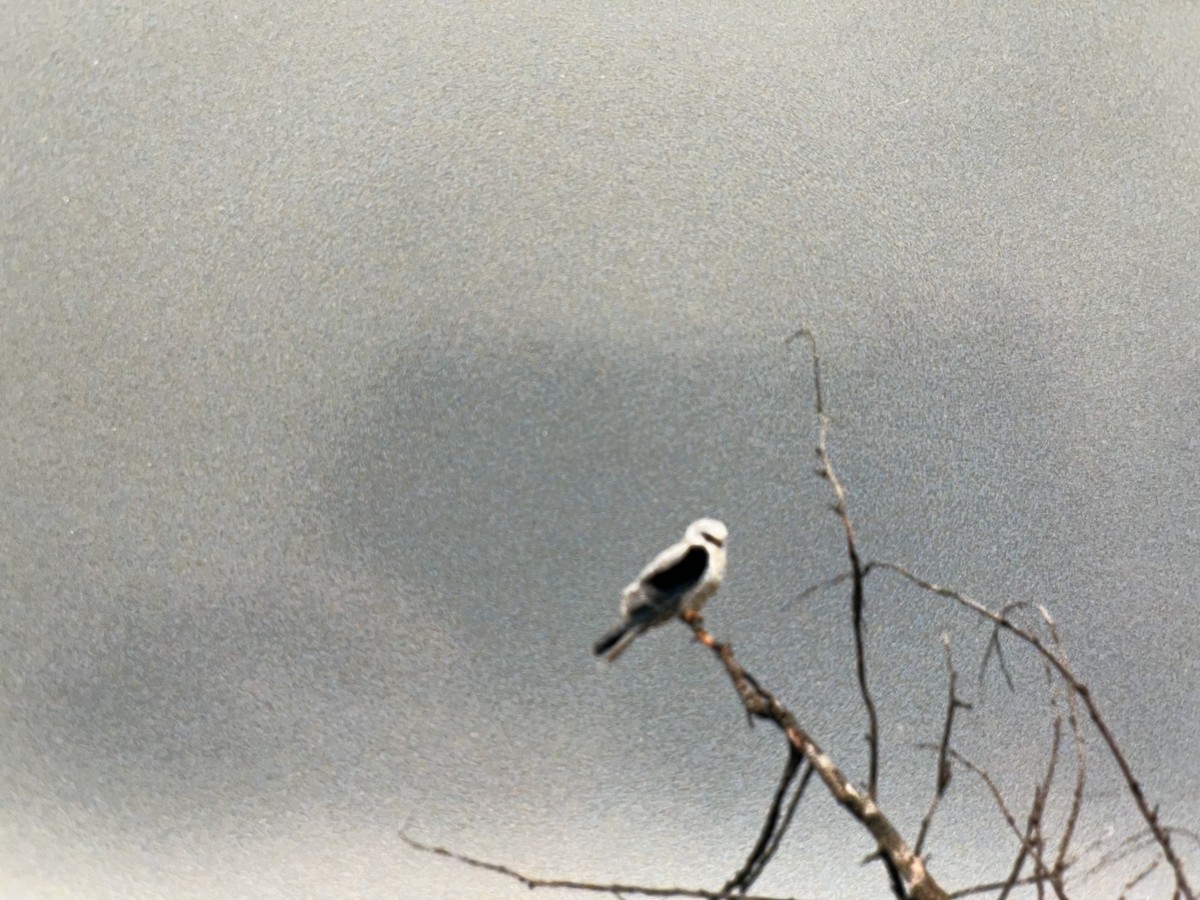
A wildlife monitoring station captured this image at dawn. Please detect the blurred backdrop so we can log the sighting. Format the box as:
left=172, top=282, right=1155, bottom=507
left=3, top=2, right=1198, bottom=896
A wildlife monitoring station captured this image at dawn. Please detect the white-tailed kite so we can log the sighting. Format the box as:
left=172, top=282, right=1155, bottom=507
left=593, top=517, right=728, bottom=663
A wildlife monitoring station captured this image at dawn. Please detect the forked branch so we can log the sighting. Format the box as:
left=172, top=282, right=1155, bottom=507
left=683, top=611, right=948, bottom=900
left=864, top=560, right=1195, bottom=900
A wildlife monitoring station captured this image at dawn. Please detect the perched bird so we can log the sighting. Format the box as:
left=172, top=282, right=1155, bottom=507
left=593, top=518, right=728, bottom=663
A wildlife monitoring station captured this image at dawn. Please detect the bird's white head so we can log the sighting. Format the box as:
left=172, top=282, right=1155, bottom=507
left=686, top=517, right=728, bottom=548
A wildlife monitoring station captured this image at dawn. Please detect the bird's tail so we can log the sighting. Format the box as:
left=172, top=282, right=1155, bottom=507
left=593, top=623, right=637, bottom=663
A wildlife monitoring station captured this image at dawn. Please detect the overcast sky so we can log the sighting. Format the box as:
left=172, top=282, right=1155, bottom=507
left=3, top=2, right=1199, bottom=897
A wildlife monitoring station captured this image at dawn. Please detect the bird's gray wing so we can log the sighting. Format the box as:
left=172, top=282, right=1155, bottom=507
left=599, top=545, right=711, bottom=662
left=622, top=540, right=684, bottom=613
left=619, top=543, right=710, bottom=620
left=643, top=544, right=708, bottom=594
left=634, top=538, right=691, bottom=585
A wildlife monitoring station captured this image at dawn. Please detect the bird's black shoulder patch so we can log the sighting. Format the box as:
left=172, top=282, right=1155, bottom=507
left=645, top=544, right=709, bottom=594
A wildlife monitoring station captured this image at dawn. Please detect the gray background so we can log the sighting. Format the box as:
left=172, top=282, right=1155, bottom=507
left=3, top=2, right=1198, bottom=897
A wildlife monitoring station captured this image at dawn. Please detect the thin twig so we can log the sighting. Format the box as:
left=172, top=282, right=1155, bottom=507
left=758, top=763, right=816, bottom=882
left=723, top=749, right=807, bottom=894
left=864, top=560, right=1196, bottom=900
left=1083, top=830, right=1163, bottom=879
left=915, top=745, right=1025, bottom=847
left=789, top=326, right=879, bottom=801
left=1021, top=647, right=1066, bottom=900
left=781, top=571, right=856, bottom=613
left=948, top=872, right=1059, bottom=898
left=1027, top=715, right=1063, bottom=898
left=1077, top=825, right=1198, bottom=888
left=915, top=635, right=970, bottom=857
left=980, top=625, right=1016, bottom=692
left=997, top=815, right=1033, bottom=900
left=979, top=601, right=1028, bottom=691
left=1042, top=608, right=1087, bottom=880
left=398, top=834, right=802, bottom=900
left=1119, top=858, right=1161, bottom=899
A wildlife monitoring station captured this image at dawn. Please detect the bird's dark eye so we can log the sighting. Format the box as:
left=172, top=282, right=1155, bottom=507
left=702, top=532, right=724, bottom=547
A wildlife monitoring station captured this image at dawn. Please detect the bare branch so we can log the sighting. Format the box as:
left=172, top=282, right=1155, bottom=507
left=398, top=833, right=804, bottom=900
left=1119, top=859, right=1161, bottom=899
left=682, top=611, right=948, bottom=900
left=760, top=762, right=816, bottom=879
left=1078, top=824, right=1200, bottom=889
left=882, top=853, right=909, bottom=899
left=1082, top=829, right=1163, bottom=879
left=979, top=601, right=1029, bottom=691
left=723, top=749, right=811, bottom=894
left=1041, top=609, right=1087, bottom=880
left=979, top=626, right=1015, bottom=692
left=948, top=872, right=1059, bottom=898
left=864, top=560, right=1196, bottom=900
left=789, top=326, right=879, bottom=800
left=996, top=817, right=1033, bottom=900
left=915, top=635, right=971, bottom=857
left=1025, top=715, right=1063, bottom=898
left=922, top=745, right=1033, bottom=849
